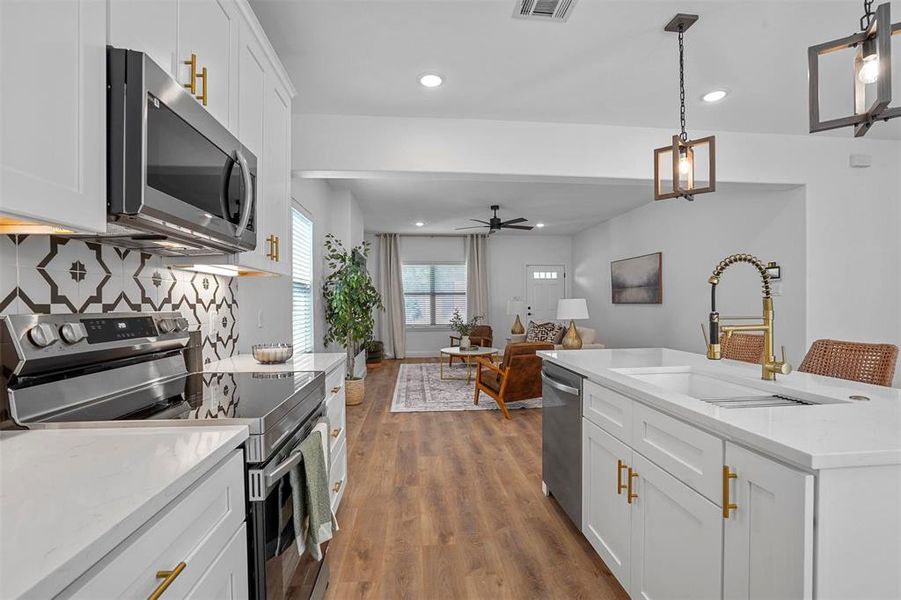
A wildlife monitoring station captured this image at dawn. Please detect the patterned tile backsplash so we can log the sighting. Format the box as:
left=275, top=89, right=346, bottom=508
left=0, top=235, right=238, bottom=365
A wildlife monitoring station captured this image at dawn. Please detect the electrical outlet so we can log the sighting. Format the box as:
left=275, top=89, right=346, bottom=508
left=257, top=309, right=263, bottom=328
left=208, top=309, right=218, bottom=330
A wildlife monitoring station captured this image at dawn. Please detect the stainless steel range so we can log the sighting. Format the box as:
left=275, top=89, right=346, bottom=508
left=1, top=312, right=330, bottom=600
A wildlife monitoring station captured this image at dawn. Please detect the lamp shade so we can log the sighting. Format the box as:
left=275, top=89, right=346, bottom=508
left=557, top=298, right=589, bottom=320
left=506, top=299, right=525, bottom=315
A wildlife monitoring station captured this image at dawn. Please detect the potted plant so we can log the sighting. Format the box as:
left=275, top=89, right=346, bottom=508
left=322, top=234, right=383, bottom=406
left=449, top=309, right=483, bottom=349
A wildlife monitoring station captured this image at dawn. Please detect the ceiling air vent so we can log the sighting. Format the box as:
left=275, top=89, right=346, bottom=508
left=513, top=0, right=577, bottom=22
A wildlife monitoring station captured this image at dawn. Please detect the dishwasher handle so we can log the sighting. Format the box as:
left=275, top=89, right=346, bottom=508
left=541, top=372, right=580, bottom=396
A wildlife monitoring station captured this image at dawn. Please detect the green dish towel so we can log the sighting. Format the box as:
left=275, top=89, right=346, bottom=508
left=289, top=425, right=337, bottom=561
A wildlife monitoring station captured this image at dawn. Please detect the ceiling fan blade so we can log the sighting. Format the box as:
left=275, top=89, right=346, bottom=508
left=455, top=225, right=489, bottom=230
left=502, top=225, right=534, bottom=230
left=470, top=219, right=490, bottom=224
left=501, top=217, right=528, bottom=226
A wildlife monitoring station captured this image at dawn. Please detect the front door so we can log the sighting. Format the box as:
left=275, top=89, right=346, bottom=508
left=525, top=264, right=565, bottom=323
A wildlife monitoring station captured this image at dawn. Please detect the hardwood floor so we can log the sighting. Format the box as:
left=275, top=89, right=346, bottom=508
left=325, top=358, right=629, bottom=600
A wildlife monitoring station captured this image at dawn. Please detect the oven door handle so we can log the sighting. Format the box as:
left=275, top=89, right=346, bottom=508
left=263, top=450, right=302, bottom=490
left=234, top=148, right=253, bottom=237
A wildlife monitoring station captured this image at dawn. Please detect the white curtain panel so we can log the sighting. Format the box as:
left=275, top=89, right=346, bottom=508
left=465, top=234, right=490, bottom=322
left=377, top=233, right=406, bottom=359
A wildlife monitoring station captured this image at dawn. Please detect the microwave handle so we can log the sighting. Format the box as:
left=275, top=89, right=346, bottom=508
left=234, top=149, right=253, bottom=237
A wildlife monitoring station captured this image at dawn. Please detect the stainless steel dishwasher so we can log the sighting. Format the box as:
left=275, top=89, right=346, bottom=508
left=541, top=361, right=584, bottom=527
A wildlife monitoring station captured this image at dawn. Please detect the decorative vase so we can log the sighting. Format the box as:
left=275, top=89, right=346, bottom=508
left=460, top=335, right=471, bottom=349
left=561, top=320, right=583, bottom=349
left=345, top=378, right=365, bottom=406
left=511, top=314, right=525, bottom=335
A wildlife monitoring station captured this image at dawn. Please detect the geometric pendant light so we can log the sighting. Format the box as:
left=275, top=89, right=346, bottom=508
left=654, top=13, right=716, bottom=202
left=808, top=1, right=901, bottom=137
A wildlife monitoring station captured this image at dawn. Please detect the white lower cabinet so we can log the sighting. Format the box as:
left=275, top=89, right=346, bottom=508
left=582, top=419, right=632, bottom=585
left=61, top=450, right=248, bottom=599
left=326, top=362, right=348, bottom=512
left=629, top=453, right=722, bottom=600
left=582, top=382, right=814, bottom=600
left=723, top=443, right=814, bottom=600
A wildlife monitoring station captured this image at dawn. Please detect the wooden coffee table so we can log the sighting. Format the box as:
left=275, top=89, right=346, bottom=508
left=439, top=346, right=500, bottom=383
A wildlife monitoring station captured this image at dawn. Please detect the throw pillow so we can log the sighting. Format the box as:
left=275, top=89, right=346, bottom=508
left=526, top=321, right=565, bottom=343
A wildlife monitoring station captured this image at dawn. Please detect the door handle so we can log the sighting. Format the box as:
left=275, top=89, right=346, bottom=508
left=722, top=465, right=738, bottom=518
left=234, top=149, right=253, bottom=237
left=616, top=459, right=628, bottom=494
left=540, top=373, right=579, bottom=396
left=627, top=467, right=638, bottom=504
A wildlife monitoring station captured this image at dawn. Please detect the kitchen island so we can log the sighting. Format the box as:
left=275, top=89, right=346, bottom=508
left=539, top=348, right=901, bottom=600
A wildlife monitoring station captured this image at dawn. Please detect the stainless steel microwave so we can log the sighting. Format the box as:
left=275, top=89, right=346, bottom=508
left=102, top=46, right=257, bottom=256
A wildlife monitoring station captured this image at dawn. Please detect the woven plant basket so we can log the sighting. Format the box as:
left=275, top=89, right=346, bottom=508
left=345, top=378, right=365, bottom=406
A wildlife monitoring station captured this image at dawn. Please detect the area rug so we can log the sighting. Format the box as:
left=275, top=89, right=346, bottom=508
left=390, top=362, right=543, bottom=413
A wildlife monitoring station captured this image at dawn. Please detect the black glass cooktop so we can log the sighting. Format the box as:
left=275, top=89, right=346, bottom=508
left=40, top=370, right=323, bottom=433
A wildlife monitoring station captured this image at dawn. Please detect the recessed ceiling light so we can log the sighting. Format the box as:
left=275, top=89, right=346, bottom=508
left=415, top=221, right=425, bottom=227
left=701, top=89, right=728, bottom=103
left=535, top=223, right=545, bottom=228
left=419, top=73, right=443, bottom=88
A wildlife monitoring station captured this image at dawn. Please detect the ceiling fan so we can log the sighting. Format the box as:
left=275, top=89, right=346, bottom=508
left=455, top=205, right=534, bottom=234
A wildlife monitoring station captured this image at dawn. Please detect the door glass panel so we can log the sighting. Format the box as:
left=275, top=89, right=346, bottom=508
left=145, top=95, right=253, bottom=230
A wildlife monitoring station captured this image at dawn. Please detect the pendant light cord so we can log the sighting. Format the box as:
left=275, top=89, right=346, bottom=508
left=861, top=0, right=875, bottom=30
left=678, top=25, right=687, bottom=142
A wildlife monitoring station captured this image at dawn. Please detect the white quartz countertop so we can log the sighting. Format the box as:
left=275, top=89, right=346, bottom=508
left=0, top=425, right=248, bottom=599
left=205, top=352, right=346, bottom=374
left=539, top=348, right=901, bottom=470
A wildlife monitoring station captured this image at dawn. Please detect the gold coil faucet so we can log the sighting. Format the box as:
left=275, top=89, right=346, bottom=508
left=706, top=253, right=791, bottom=380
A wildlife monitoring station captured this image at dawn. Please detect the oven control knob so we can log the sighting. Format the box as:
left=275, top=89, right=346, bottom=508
left=60, top=322, right=87, bottom=344
left=28, top=323, right=58, bottom=348
left=174, top=317, right=189, bottom=332
left=157, top=318, right=175, bottom=334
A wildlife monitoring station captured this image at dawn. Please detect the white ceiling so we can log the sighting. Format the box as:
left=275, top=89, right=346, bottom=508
left=251, top=0, right=901, bottom=139
left=328, top=176, right=796, bottom=235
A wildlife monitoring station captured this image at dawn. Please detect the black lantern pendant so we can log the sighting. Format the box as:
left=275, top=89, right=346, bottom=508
left=654, top=14, right=716, bottom=202
left=809, top=1, right=901, bottom=137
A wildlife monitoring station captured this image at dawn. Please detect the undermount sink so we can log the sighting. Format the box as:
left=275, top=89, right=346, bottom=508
left=610, top=366, right=842, bottom=408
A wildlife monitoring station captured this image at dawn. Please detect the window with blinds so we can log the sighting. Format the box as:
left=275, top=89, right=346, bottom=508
left=292, top=208, right=314, bottom=353
left=402, top=263, right=466, bottom=326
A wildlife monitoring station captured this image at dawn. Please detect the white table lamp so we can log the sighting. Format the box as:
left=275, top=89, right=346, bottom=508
left=506, top=299, right=525, bottom=334
left=556, top=298, right=589, bottom=349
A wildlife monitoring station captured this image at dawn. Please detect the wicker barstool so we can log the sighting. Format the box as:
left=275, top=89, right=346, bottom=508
left=798, top=339, right=898, bottom=387
left=720, top=332, right=765, bottom=365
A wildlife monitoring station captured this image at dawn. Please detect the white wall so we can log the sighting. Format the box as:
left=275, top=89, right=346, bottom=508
left=295, top=114, right=901, bottom=383
left=571, top=187, right=807, bottom=363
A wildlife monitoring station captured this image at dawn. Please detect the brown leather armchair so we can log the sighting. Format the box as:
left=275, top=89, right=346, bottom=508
left=473, top=342, right=553, bottom=419
left=449, top=325, right=493, bottom=365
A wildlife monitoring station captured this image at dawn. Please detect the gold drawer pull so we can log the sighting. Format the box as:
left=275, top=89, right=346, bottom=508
left=196, top=66, right=208, bottom=106
left=274, top=235, right=280, bottom=261
left=331, top=385, right=342, bottom=394
left=266, top=235, right=277, bottom=260
left=627, top=467, right=638, bottom=504
left=183, top=54, right=197, bottom=94
left=148, top=561, right=186, bottom=600
left=616, top=459, right=628, bottom=494
left=333, top=480, right=343, bottom=493
left=331, top=427, right=342, bottom=438
left=722, top=465, right=738, bottom=519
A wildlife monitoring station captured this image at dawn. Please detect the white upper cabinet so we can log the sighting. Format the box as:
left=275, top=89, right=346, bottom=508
left=723, top=442, right=814, bottom=600
left=108, top=0, right=178, bottom=76
left=178, top=0, right=240, bottom=131
left=238, top=28, right=267, bottom=159
left=0, top=0, right=107, bottom=233
left=260, top=79, right=292, bottom=276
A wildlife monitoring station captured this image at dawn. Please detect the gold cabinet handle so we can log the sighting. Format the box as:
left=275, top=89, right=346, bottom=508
left=183, top=54, right=197, bottom=94
left=274, top=236, right=280, bottom=261
left=331, top=427, right=342, bottom=438
left=266, top=235, right=276, bottom=260
left=627, top=467, right=638, bottom=504
left=196, top=66, right=208, bottom=106
left=616, top=459, right=628, bottom=495
left=333, top=480, right=343, bottom=493
left=722, top=465, right=738, bottom=519
left=148, top=561, right=186, bottom=600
